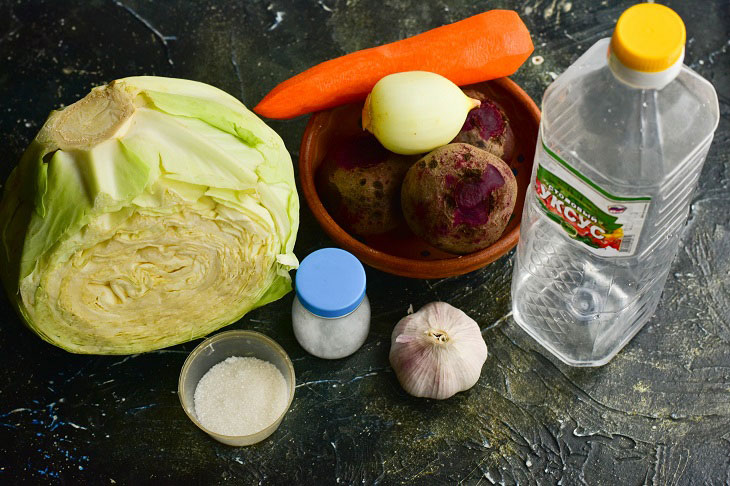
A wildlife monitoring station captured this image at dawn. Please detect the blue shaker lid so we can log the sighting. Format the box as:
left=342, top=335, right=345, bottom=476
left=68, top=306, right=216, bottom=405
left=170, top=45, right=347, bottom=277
left=295, top=248, right=366, bottom=318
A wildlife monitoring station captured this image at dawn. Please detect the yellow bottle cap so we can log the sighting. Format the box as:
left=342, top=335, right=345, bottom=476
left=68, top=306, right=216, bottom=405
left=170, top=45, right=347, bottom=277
left=611, top=3, right=686, bottom=73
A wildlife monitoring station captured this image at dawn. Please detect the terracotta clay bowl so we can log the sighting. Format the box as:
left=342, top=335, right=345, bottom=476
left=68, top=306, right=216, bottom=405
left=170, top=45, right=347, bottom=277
left=299, top=77, right=540, bottom=279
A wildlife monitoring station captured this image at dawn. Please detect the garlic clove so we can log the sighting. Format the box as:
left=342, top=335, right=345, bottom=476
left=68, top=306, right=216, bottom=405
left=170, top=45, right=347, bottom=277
left=389, top=301, right=487, bottom=400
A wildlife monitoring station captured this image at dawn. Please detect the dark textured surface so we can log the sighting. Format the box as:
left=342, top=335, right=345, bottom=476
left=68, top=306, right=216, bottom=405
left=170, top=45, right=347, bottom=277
left=1, top=0, right=729, bottom=483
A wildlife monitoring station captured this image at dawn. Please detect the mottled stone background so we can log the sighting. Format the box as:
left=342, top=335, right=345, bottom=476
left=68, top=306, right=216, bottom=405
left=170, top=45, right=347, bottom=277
left=0, top=0, right=728, bottom=483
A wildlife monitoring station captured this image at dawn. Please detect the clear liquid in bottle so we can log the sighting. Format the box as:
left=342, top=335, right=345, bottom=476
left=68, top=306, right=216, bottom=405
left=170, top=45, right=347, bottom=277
left=511, top=5, right=720, bottom=366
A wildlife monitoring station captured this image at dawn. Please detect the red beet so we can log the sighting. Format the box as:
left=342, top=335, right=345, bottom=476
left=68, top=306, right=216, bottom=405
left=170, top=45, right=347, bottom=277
left=316, top=135, right=417, bottom=236
left=451, top=89, right=515, bottom=161
left=401, top=143, right=517, bottom=254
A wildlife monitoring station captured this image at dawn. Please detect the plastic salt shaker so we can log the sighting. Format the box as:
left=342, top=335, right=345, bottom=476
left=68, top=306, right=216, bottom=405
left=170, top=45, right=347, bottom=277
left=292, top=248, right=370, bottom=359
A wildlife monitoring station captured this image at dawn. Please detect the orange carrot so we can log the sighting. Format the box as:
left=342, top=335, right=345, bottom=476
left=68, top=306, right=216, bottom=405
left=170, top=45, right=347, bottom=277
left=254, top=10, right=533, bottom=120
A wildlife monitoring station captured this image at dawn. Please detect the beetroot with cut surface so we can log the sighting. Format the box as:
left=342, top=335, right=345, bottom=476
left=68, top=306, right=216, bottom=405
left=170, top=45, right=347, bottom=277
left=401, top=143, right=517, bottom=254
left=316, top=135, right=417, bottom=236
left=452, top=89, right=515, bottom=161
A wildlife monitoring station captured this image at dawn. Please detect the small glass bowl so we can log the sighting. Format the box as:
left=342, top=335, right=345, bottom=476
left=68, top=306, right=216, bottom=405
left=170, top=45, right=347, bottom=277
left=178, top=330, right=296, bottom=446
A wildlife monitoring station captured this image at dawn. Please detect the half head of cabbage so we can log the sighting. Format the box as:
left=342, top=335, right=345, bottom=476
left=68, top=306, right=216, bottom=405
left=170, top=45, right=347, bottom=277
left=0, top=76, right=299, bottom=354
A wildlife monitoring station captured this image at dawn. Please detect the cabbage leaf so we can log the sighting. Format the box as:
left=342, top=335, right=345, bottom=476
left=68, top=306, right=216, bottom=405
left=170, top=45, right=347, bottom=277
left=0, top=76, right=299, bottom=354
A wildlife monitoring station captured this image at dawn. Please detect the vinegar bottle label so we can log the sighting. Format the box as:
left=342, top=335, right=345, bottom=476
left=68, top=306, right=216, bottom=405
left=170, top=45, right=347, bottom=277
left=535, top=139, right=651, bottom=257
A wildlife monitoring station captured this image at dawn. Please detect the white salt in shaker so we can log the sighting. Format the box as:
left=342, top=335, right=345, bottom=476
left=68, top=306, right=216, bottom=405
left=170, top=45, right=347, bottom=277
left=292, top=248, right=370, bottom=359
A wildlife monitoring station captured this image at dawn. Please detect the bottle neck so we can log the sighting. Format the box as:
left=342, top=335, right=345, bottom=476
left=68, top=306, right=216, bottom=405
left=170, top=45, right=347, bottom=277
left=607, top=46, right=684, bottom=90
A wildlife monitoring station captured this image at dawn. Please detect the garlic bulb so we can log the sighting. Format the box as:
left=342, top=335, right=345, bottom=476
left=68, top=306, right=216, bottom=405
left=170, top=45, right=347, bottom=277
left=362, top=71, right=480, bottom=155
left=389, top=301, right=487, bottom=399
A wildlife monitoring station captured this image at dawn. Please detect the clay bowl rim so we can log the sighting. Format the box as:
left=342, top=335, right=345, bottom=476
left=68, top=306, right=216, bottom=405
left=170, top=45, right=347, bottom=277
left=298, top=76, right=540, bottom=280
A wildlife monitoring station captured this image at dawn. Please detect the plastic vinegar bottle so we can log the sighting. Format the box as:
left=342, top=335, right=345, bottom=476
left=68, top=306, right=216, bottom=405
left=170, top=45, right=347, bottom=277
left=511, top=3, right=720, bottom=366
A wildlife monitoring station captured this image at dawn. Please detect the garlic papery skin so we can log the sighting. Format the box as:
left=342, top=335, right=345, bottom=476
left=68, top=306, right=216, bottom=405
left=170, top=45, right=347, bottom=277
left=389, top=301, right=487, bottom=399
